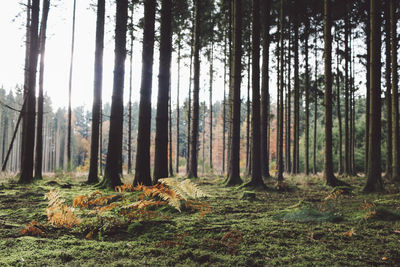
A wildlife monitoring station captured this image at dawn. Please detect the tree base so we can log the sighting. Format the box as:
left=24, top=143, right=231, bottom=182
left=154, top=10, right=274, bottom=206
left=224, top=176, right=243, bottom=186
left=325, top=176, right=349, bottom=187
left=239, top=180, right=268, bottom=190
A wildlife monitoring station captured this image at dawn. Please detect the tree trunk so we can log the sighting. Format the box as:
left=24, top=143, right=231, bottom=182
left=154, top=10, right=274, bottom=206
left=19, top=0, right=39, bottom=184
left=127, top=4, right=134, bottom=175
left=261, top=0, right=271, bottom=179
left=175, top=38, right=181, bottom=174
left=133, top=0, right=156, bottom=186
left=88, top=0, right=105, bottom=184
left=154, top=0, right=173, bottom=182
left=101, top=0, right=128, bottom=189
left=335, top=27, right=343, bottom=175
left=304, top=20, right=310, bottom=175
left=34, top=0, right=50, bottom=180
left=364, top=0, right=383, bottom=192
left=209, top=40, right=213, bottom=171
left=66, top=0, right=76, bottom=171
left=344, top=6, right=350, bottom=176
left=365, top=2, right=371, bottom=175
left=186, top=27, right=194, bottom=175
left=277, top=0, right=284, bottom=181
left=292, top=1, right=299, bottom=174
left=222, top=33, right=227, bottom=175
left=225, top=0, right=243, bottom=186
left=187, top=0, right=200, bottom=178
left=324, top=0, right=342, bottom=187
left=247, top=0, right=264, bottom=187
left=313, top=20, right=318, bottom=175
left=246, top=43, right=251, bottom=176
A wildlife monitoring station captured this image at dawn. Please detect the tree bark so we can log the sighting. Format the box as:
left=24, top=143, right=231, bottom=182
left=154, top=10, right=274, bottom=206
left=261, top=0, right=272, bottom=179
left=390, top=0, right=400, bottom=181
left=292, top=0, right=299, bottom=174
left=134, top=0, right=156, bottom=186
left=19, top=0, right=39, bottom=184
left=88, top=0, right=105, bottom=184
left=225, top=0, right=243, bottom=186
left=304, top=19, right=310, bottom=175
left=154, top=0, right=173, bottom=182
left=127, top=4, right=134, bottom=175
left=101, top=0, right=128, bottom=189
left=187, top=0, right=200, bottom=178
left=364, top=0, right=383, bottom=192
left=277, top=0, right=284, bottom=181
left=335, top=27, right=343, bottom=175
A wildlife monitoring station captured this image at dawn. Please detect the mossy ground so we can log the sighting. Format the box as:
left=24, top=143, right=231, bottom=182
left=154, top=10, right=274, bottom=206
left=1, top=173, right=400, bottom=266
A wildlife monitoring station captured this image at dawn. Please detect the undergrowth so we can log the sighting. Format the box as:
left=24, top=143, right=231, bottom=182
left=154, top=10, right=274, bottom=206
left=1, top=174, right=400, bottom=266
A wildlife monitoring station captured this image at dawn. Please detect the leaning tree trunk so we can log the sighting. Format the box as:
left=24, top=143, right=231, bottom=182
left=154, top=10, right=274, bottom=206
left=19, top=0, right=39, bottom=184
left=187, top=0, right=200, bottom=178
left=134, top=0, right=156, bottom=186
left=261, top=0, right=272, bottom=179
left=154, top=0, right=173, bottom=183
left=87, top=0, right=105, bottom=184
left=34, top=0, right=50, bottom=180
left=364, top=0, right=383, bottom=192
left=225, top=0, right=243, bottom=186
left=100, top=0, right=128, bottom=189
left=390, top=0, right=400, bottom=181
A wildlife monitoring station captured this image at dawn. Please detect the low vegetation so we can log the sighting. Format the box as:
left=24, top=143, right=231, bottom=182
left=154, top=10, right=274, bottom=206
left=1, top=174, right=400, bottom=266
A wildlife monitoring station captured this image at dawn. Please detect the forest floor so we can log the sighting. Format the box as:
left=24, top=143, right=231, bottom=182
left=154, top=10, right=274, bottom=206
left=1, top=172, right=400, bottom=266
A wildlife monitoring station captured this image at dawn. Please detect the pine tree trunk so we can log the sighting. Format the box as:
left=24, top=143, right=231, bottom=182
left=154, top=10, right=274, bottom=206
left=313, top=21, right=318, bottom=175
left=304, top=20, right=310, bottom=175
left=133, top=0, right=156, bottom=186
left=66, top=0, right=76, bottom=171
left=390, top=0, right=400, bottom=181
left=324, top=0, right=341, bottom=186
left=246, top=46, right=251, bottom=176
left=261, top=0, right=271, bottom=179
left=101, top=0, right=128, bottom=189
left=186, top=28, right=194, bottom=175
left=154, top=0, right=173, bottom=182
left=336, top=28, right=343, bottom=175
left=34, top=0, right=50, bottom=180
left=277, top=0, right=284, bottom=182
left=365, top=2, right=370, bottom=175
left=127, top=4, right=134, bottom=175
left=19, top=0, right=39, bottom=183
left=222, top=33, right=227, bottom=175
left=209, top=41, right=213, bottom=171
left=175, top=38, right=181, bottom=174
left=88, top=0, right=105, bottom=183
left=187, top=0, right=201, bottom=178
left=292, top=1, right=299, bottom=174
left=364, top=0, right=383, bottom=191
left=226, top=0, right=243, bottom=186
left=344, top=7, right=350, bottom=176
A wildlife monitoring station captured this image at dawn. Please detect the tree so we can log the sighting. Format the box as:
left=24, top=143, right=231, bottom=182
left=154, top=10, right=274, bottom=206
left=323, top=0, right=344, bottom=187
left=127, top=4, right=134, bottom=174
left=154, top=0, right=173, bottom=183
left=261, top=0, right=272, bottom=179
left=246, top=0, right=265, bottom=188
left=292, top=0, right=300, bottom=174
left=87, top=0, right=105, bottom=184
left=19, top=0, right=39, bottom=184
left=304, top=17, right=310, bottom=175
left=34, top=0, right=50, bottom=180
left=66, top=0, right=77, bottom=171
left=365, top=0, right=383, bottom=191
left=384, top=0, right=392, bottom=178
left=100, top=0, right=128, bottom=189
left=277, top=0, right=284, bottom=182
left=134, top=0, right=156, bottom=186
left=225, top=0, right=243, bottom=186
left=187, top=0, right=200, bottom=178
left=390, top=0, right=399, bottom=181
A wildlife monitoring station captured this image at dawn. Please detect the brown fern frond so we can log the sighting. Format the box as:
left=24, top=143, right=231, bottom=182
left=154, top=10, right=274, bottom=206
left=20, top=221, right=46, bottom=237
left=45, top=189, right=80, bottom=228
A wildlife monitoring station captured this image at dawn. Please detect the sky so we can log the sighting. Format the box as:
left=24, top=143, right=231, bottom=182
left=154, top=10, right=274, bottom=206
left=0, top=0, right=228, bottom=111
left=0, top=1, right=369, bottom=113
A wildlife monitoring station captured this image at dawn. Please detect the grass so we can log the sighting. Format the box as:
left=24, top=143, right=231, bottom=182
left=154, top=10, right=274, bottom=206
left=1, top=172, right=400, bottom=266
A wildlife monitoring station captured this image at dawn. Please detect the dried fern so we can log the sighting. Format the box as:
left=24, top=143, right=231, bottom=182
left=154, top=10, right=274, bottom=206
left=45, top=189, right=80, bottom=228
left=159, top=178, right=209, bottom=199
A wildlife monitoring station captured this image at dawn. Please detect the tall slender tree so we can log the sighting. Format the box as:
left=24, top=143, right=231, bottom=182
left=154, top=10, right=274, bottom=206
left=225, top=0, right=243, bottom=186
left=127, top=4, right=134, bottom=174
left=19, top=0, right=39, bottom=184
left=277, top=0, right=284, bottom=181
left=261, top=0, right=272, bottom=179
left=100, top=0, right=128, bottom=189
left=384, top=1, right=392, bottom=179
left=365, top=0, right=383, bottom=191
left=66, top=0, right=76, bottom=171
left=390, top=0, right=399, bottom=181
left=87, top=0, right=105, bottom=184
left=134, top=0, right=157, bottom=186
left=323, top=0, right=344, bottom=186
left=34, top=0, right=50, bottom=180
left=154, top=0, right=173, bottom=183
left=304, top=17, right=310, bottom=175
left=187, top=0, right=200, bottom=178
left=292, top=0, right=300, bottom=174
